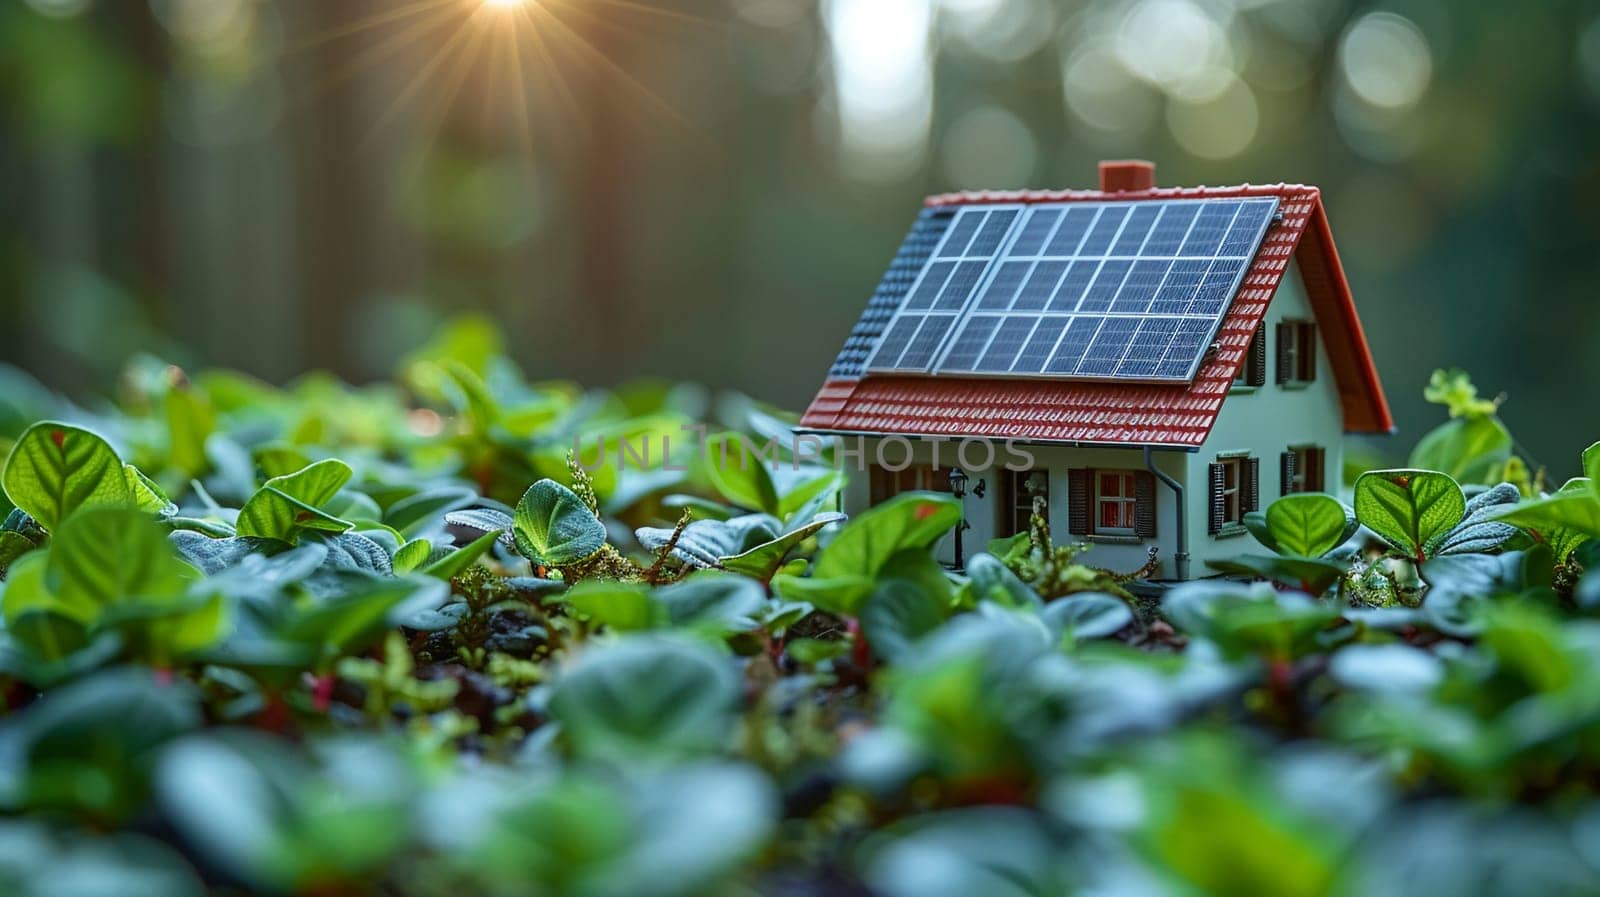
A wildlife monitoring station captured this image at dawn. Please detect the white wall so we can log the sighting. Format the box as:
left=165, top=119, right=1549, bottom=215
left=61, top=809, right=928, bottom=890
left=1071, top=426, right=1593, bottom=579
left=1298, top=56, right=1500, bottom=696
left=1186, top=260, right=1346, bottom=570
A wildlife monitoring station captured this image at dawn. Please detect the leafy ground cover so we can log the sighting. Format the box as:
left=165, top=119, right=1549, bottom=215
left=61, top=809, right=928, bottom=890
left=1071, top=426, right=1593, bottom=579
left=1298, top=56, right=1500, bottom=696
left=1, top=322, right=1598, bottom=896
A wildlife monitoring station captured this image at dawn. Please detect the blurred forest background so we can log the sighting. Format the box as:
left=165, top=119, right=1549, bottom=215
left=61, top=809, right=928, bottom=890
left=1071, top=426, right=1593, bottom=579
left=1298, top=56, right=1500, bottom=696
left=1, top=0, right=1597, bottom=474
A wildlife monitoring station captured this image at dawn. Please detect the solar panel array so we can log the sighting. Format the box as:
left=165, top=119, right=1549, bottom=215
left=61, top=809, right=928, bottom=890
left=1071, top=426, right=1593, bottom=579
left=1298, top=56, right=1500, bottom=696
left=864, top=197, right=1279, bottom=382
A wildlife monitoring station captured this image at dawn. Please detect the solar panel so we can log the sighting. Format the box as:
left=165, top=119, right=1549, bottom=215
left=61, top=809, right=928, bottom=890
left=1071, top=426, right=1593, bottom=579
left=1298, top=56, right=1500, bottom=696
left=864, top=197, right=1279, bottom=382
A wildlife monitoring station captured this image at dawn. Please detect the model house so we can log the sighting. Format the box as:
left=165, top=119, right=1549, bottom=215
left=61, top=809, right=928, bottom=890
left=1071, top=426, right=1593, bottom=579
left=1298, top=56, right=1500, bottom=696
left=796, top=161, right=1393, bottom=579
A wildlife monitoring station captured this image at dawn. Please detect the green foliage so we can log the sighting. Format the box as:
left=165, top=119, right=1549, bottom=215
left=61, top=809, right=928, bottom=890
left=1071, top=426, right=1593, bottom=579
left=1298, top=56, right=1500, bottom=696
left=2, top=421, right=135, bottom=530
left=511, top=478, right=607, bottom=567
left=0, top=339, right=1597, bottom=897
left=236, top=459, right=354, bottom=542
left=1162, top=581, right=1343, bottom=661
left=1262, top=492, right=1356, bottom=557
left=1354, top=469, right=1466, bottom=562
left=1423, top=368, right=1500, bottom=418
left=1492, top=442, right=1600, bottom=560
left=547, top=636, right=739, bottom=765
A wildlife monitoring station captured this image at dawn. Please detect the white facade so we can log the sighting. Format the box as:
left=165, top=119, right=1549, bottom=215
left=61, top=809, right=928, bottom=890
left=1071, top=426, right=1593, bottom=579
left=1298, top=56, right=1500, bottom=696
left=835, top=260, right=1348, bottom=580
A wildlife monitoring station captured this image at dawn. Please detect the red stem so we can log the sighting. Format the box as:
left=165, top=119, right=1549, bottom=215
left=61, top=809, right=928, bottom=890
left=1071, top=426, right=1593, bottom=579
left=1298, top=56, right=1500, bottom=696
left=313, top=675, right=336, bottom=713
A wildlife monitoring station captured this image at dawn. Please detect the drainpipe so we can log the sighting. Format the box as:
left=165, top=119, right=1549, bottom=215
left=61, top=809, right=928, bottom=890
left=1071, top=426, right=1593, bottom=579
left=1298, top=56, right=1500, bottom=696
left=1144, top=446, right=1188, bottom=581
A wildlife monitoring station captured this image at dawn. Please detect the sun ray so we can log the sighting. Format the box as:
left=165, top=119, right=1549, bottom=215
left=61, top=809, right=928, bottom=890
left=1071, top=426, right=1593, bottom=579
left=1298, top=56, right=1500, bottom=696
left=506, top=9, right=546, bottom=152
left=281, top=0, right=720, bottom=158
left=364, top=9, right=486, bottom=142
left=412, top=10, right=497, bottom=151
left=548, top=0, right=721, bottom=30
left=287, top=0, right=455, bottom=52
left=521, top=0, right=702, bottom=136
left=514, top=2, right=586, bottom=137
left=299, top=2, right=468, bottom=108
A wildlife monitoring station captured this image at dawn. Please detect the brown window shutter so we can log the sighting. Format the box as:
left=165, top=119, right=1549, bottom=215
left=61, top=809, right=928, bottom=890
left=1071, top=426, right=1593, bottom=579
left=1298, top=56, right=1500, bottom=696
left=1280, top=451, right=1297, bottom=496
left=1134, top=471, right=1157, bottom=539
left=1275, top=322, right=1292, bottom=384
left=1303, top=323, right=1318, bottom=381
left=1067, top=469, right=1091, bottom=536
left=1308, top=446, right=1325, bottom=491
left=1208, top=463, right=1226, bottom=535
left=1242, top=457, right=1261, bottom=512
left=1249, top=321, right=1267, bottom=386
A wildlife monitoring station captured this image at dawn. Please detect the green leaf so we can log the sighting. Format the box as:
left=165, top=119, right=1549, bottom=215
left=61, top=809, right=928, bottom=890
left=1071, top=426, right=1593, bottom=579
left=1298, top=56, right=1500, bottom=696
left=1162, top=581, right=1341, bottom=661
left=164, top=385, right=215, bottom=479
left=1262, top=493, right=1355, bottom=558
left=47, top=508, right=192, bottom=613
left=279, top=575, right=447, bottom=665
left=636, top=514, right=781, bottom=569
left=1, top=422, right=135, bottom=531
left=1585, top=441, right=1600, bottom=494
left=776, top=468, right=845, bottom=520
left=812, top=492, right=962, bottom=580
left=1422, top=368, right=1499, bottom=418
left=419, top=529, right=502, bottom=580
left=1353, top=469, right=1466, bottom=561
left=1492, top=490, right=1600, bottom=561
left=860, top=579, right=949, bottom=664
left=962, top=552, right=1042, bottom=610
left=567, top=580, right=662, bottom=631
left=1040, top=593, right=1133, bottom=642
left=1205, top=554, right=1349, bottom=596
left=0, top=668, right=201, bottom=820
left=1327, top=643, right=1443, bottom=696
left=382, top=487, right=476, bottom=536
left=770, top=572, right=876, bottom=617
left=512, top=479, right=606, bottom=567
left=703, top=432, right=781, bottom=515
left=719, top=512, right=845, bottom=581
left=2, top=551, right=94, bottom=631
left=0, top=531, right=38, bottom=575
left=393, top=538, right=431, bottom=574
left=547, top=636, right=739, bottom=764
left=441, top=359, right=502, bottom=431
left=1408, top=414, right=1512, bottom=484
left=1242, top=511, right=1278, bottom=554
left=124, top=464, right=176, bottom=515
left=252, top=445, right=312, bottom=480
left=654, top=571, right=765, bottom=632
left=236, top=459, right=354, bottom=542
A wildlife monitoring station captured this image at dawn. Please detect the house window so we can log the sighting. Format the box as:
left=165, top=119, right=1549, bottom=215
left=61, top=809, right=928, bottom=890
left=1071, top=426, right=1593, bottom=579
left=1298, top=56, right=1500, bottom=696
left=869, top=463, right=951, bottom=505
left=1209, top=454, right=1259, bottom=535
left=1067, top=468, right=1155, bottom=540
left=1276, top=321, right=1317, bottom=385
left=1002, top=470, right=1049, bottom=537
left=1096, top=472, right=1138, bottom=535
left=1281, top=445, right=1326, bottom=495
left=1235, top=321, right=1267, bottom=387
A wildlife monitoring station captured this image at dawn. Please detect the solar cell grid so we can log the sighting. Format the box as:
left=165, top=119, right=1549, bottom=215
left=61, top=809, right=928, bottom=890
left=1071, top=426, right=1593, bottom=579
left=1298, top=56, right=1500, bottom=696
left=865, top=196, right=1277, bottom=382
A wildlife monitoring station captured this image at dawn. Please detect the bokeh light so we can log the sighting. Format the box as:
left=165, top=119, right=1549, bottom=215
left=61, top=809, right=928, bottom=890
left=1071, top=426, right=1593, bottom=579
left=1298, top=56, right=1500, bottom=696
left=824, top=0, right=934, bottom=180
left=1167, top=75, right=1259, bottom=159
left=942, top=105, right=1038, bottom=187
left=1339, top=12, right=1433, bottom=110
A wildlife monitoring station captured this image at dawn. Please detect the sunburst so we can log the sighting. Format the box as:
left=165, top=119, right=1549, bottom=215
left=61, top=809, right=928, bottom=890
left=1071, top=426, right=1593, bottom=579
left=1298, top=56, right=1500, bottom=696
left=289, top=0, right=719, bottom=151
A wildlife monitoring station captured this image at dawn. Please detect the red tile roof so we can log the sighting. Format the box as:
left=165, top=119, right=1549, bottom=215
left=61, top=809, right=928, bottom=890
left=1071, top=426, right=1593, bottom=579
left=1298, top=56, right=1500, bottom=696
left=799, top=182, right=1393, bottom=448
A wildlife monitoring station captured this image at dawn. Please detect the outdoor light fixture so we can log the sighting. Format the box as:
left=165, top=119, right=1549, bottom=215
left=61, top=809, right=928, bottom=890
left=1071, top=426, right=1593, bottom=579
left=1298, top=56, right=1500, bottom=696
left=948, top=468, right=972, bottom=571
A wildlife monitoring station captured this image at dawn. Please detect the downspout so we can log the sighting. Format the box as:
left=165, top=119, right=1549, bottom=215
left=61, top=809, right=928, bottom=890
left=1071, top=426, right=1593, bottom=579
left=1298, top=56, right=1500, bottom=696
left=1144, top=446, right=1188, bottom=581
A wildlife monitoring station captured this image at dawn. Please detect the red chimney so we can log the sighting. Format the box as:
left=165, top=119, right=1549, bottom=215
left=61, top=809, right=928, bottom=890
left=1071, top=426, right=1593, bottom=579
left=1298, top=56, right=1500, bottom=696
left=1098, top=159, right=1155, bottom=193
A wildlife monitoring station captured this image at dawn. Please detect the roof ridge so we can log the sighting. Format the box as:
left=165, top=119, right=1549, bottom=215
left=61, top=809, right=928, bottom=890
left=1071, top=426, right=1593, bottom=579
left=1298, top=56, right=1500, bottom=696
left=923, top=183, right=1319, bottom=207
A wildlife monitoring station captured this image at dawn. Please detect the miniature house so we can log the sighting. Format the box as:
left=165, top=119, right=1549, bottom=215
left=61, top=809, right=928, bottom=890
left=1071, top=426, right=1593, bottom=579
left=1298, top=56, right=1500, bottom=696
left=796, top=161, right=1393, bottom=580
